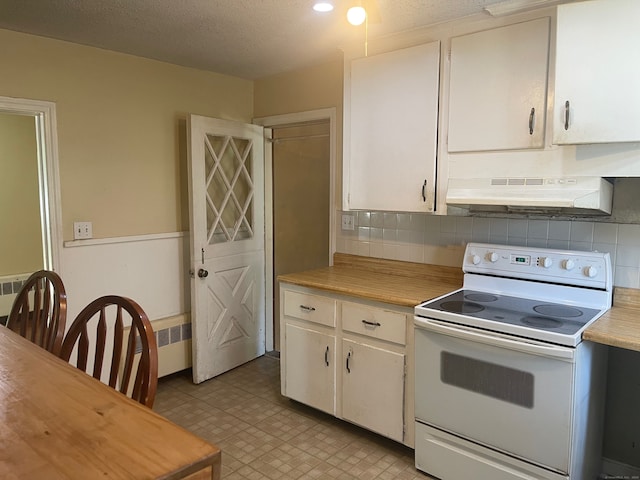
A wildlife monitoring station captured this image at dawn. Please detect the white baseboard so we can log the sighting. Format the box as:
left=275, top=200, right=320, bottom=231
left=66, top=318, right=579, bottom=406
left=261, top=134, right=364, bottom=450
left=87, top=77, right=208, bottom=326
left=601, top=457, right=640, bottom=478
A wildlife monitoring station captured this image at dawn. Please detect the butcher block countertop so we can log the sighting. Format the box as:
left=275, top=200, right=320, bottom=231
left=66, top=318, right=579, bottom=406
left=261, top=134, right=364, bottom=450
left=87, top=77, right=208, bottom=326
left=584, top=287, right=640, bottom=352
left=278, top=253, right=463, bottom=308
left=280, top=253, right=640, bottom=353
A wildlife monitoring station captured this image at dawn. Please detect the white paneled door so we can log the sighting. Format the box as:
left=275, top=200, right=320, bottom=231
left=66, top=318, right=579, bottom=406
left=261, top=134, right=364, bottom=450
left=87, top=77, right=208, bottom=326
left=188, top=115, right=266, bottom=384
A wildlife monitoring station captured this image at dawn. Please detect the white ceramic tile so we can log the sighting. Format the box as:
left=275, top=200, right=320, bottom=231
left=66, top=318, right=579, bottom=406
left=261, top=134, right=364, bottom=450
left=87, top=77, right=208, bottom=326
left=439, top=232, right=456, bottom=247
left=370, top=242, right=384, bottom=258
left=370, top=227, right=383, bottom=242
left=568, top=240, right=593, bottom=252
left=409, top=214, right=426, bottom=231
left=507, top=236, right=527, bottom=247
left=508, top=219, right=528, bottom=238
left=614, top=266, right=640, bottom=289
left=382, top=243, right=401, bottom=260
left=370, top=212, right=384, bottom=228
left=472, top=218, right=491, bottom=237
left=569, top=221, right=594, bottom=243
left=383, top=213, right=398, bottom=228
left=397, top=213, right=412, bottom=230
left=617, top=224, right=640, bottom=245
left=335, top=237, right=346, bottom=253
left=547, top=239, right=570, bottom=250
left=440, top=216, right=457, bottom=233
left=406, top=245, right=424, bottom=263
left=490, top=218, right=508, bottom=237
left=488, top=234, right=507, bottom=245
left=424, top=227, right=440, bottom=245
left=355, top=241, right=371, bottom=257
left=382, top=228, right=398, bottom=242
left=424, top=215, right=441, bottom=231
left=527, top=237, right=548, bottom=248
left=455, top=232, right=472, bottom=246
left=471, top=230, right=490, bottom=243
left=455, top=217, right=473, bottom=235
left=615, top=244, right=640, bottom=268
left=357, top=211, right=371, bottom=227
left=527, top=220, right=549, bottom=239
left=357, top=227, right=370, bottom=241
left=593, top=222, right=618, bottom=244
left=397, top=229, right=414, bottom=244
left=548, top=220, right=571, bottom=240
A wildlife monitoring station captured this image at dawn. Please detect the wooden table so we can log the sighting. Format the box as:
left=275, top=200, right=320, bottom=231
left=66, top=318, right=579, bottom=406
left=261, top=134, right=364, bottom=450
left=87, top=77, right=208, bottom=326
left=0, top=326, right=221, bottom=480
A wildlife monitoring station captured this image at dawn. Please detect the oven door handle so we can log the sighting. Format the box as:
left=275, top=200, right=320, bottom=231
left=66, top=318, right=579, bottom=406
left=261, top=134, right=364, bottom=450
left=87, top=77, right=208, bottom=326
left=415, top=318, right=575, bottom=360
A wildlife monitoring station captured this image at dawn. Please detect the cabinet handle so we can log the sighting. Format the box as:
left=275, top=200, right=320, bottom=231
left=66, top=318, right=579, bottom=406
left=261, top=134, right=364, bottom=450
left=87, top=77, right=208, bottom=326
left=299, top=305, right=316, bottom=312
left=564, top=100, right=570, bottom=130
left=324, top=346, right=329, bottom=366
left=529, top=107, right=535, bottom=135
left=362, top=319, right=381, bottom=327
left=346, top=351, right=351, bottom=373
left=422, top=180, right=427, bottom=202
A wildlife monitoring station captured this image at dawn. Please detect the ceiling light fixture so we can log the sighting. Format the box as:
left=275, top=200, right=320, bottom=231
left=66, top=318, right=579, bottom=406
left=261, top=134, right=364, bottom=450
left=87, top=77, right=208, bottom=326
left=313, top=1, right=334, bottom=12
left=347, top=6, right=367, bottom=26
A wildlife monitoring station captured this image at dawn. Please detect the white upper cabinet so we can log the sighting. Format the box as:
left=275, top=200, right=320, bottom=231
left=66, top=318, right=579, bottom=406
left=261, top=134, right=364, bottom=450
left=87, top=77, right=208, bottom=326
left=553, top=0, right=640, bottom=144
left=344, top=41, right=440, bottom=212
left=447, top=18, right=550, bottom=152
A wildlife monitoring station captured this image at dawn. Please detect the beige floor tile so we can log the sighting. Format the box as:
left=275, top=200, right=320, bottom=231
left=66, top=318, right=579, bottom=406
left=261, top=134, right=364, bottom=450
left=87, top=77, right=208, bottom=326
left=155, top=355, right=431, bottom=480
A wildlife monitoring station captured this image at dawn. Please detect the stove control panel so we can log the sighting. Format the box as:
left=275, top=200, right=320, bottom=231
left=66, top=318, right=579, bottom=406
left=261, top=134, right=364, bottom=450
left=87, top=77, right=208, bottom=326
left=463, top=243, right=611, bottom=289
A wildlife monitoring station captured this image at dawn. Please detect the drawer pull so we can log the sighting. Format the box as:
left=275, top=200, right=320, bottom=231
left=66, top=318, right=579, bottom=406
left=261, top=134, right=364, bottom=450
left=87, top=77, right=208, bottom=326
left=299, top=305, right=316, bottom=312
left=324, top=346, right=329, bottom=366
left=346, top=351, right=352, bottom=373
left=362, top=320, right=381, bottom=327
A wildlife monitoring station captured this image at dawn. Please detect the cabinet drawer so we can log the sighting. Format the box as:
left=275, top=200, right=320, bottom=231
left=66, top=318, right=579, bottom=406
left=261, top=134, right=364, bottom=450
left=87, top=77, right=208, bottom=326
left=342, top=302, right=406, bottom=345
left=283, top=290, right=336, bottom=327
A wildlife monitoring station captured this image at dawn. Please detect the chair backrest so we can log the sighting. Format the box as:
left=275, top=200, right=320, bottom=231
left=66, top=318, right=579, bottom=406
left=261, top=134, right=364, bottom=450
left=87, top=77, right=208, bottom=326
left=7, top=270, right=67, bottom=355
left=60, top=295, right=158, bottom=408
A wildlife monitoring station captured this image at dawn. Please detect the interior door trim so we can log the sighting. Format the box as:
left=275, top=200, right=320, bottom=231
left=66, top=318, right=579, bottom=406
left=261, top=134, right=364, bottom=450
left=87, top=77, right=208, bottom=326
left=253, top=107, right=337, bottom=352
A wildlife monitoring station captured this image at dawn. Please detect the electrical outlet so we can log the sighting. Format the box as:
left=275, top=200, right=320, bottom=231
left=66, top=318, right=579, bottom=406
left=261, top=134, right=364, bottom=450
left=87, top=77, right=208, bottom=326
left=341, top=214, right=355, bottom=231
left=73, top=221, right=93, bottom=240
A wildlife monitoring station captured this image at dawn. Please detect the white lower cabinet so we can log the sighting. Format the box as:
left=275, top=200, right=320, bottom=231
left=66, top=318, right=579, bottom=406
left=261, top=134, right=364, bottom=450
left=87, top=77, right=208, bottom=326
left=280, top=283, right=412, bottom=446
left=284, top=323, right=336, bottom=415
left=342, top=339, right=405, bottom=442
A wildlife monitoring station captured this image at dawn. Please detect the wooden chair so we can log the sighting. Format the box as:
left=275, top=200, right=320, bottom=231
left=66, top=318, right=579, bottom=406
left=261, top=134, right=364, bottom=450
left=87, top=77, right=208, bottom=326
left=7, top=270, right=67, bottom=356
left=60, top=295, right=158, bottom=408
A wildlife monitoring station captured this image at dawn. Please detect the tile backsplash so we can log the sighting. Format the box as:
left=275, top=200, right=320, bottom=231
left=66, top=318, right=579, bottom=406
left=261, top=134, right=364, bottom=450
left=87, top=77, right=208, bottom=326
left=336, top=212, right=640, bottom=289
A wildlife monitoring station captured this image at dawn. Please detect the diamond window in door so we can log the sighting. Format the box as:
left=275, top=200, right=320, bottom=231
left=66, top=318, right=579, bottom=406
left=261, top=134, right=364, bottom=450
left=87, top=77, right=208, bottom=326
left=204, top=134, right=254, bottom=244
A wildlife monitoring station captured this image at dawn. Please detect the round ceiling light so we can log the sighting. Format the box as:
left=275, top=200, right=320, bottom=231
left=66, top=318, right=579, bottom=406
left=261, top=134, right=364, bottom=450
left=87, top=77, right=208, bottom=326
left=347, top=6, right=367, bottom=25
left=313, top=1, right=334, bottom=12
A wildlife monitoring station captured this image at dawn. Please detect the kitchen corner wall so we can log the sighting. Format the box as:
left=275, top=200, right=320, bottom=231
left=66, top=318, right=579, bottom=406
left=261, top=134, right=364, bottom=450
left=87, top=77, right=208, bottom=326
left=337, top=212, right=640, bottom=289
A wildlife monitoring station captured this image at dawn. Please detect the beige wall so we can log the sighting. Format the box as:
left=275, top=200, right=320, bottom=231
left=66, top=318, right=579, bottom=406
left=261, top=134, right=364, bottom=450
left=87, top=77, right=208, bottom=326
left=254, top=53, right=344, bottom=208
left=0, top=113, right=43, bottom=275
left=0, top=28, right=253, bottom=241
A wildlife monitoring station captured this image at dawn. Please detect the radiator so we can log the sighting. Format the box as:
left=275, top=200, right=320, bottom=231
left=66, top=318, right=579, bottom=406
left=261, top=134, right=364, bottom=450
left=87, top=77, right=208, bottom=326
left=150, top=313, right=192, bottom=377
left=0, top=272, right=32, bottom=319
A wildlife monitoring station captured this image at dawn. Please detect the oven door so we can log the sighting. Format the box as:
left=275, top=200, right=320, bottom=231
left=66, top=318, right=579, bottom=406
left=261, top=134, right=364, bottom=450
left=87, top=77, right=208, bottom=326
left=414, top=317, right=575, bottom=474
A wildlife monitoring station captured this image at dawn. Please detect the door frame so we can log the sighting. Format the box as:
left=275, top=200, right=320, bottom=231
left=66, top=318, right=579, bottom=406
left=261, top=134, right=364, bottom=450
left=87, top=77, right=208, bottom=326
left=253, top=108, right=337, bottom=352
left=0, top=96, right=63, bottom=273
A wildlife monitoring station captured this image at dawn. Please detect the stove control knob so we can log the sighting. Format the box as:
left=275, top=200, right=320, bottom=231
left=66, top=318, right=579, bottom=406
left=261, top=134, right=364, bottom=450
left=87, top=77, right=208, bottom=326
left=489, top=252, right=499, bottom=263
left=585, top=266, right=598, bottom=278
left=471, top=254, right=481, bottom=265
left=540, top=257, right=553, bottom=268
left=563, top=259, right=576, bottom=271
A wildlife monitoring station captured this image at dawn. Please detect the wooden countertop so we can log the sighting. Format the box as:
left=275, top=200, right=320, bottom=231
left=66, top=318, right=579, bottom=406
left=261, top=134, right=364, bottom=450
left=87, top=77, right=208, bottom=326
left=278, top=253, right=464, bottom=308
left=583, top=287, right=640, bottom=352
left=0, top=326, right=221, bottom=480
left=280, top=254, right=640, bottom=353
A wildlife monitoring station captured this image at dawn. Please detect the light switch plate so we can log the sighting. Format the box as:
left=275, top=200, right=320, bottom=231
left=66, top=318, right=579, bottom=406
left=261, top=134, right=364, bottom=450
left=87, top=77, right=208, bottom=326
left=341, top=214, right=355, bottom=231
left=73, top=221, right=93, bottom=240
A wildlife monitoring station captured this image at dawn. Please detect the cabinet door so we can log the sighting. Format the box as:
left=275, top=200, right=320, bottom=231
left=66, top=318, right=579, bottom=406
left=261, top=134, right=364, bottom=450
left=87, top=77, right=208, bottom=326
left=553, top=0, right=640, bottom=144
left=342, top=339, right=405, bottom=442
left=448, top=18, right=550, bottom=152
left=346, top=41, right=440, bottom=212
left=284, top=323, right=335, bottom=415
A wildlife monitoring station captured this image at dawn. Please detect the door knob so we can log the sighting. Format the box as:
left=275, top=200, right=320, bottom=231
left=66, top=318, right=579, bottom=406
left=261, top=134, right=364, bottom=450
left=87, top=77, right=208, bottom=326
left=198, top=268, right=209, bottom=278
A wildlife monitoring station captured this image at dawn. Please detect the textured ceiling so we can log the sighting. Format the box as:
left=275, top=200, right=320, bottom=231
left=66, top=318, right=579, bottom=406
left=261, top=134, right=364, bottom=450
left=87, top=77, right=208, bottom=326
left=0, top=0, right=561, bottom=80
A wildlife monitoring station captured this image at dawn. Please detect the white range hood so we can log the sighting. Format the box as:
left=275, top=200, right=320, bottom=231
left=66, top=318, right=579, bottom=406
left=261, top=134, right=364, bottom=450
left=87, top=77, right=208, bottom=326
left=446, top=177, right=614, bottom=215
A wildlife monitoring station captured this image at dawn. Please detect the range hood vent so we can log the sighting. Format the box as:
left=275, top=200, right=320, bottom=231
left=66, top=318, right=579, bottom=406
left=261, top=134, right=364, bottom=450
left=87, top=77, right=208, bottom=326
left=446, top=177, right=613, bottom=215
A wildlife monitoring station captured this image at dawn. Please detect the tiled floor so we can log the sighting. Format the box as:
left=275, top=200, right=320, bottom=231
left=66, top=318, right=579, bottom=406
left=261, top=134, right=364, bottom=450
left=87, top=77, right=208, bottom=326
left=154, top=355, right=432, bottom=480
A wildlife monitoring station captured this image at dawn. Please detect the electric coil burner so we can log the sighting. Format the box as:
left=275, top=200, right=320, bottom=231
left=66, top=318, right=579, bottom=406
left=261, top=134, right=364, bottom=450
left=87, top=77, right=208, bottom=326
left=414, top=243, right=612, bottom=480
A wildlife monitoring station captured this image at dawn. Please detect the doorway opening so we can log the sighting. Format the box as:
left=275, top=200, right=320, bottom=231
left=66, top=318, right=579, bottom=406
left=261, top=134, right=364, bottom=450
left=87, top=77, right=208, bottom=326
left=254, top=108, right=336, bottom=352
